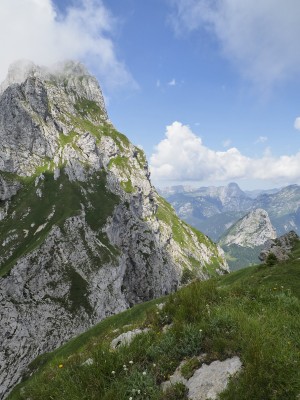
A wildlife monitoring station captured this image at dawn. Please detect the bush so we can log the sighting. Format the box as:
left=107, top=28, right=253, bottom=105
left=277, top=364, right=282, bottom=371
left=265, top=253, right=278, bottom=267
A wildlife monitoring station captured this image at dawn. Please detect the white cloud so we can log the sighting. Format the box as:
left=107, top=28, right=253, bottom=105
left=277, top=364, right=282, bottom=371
left=150, top=121, right=300, bottom=184
left=169, top=0, right=300, bottom=88
left=294, top=117, right=300, bottom=130
left=0, top=0, right=134, bottom=91
left=168, top=78, right=176, bottom=86
left=255, top=136, right=268, bottom=144
left=222, top=139, right=231, bottom=148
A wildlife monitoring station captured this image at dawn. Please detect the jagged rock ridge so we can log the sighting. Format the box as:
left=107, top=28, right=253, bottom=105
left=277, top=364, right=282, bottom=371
left=259, top=230, right=299, bottom=262
left=0, top=61, right=228, bottom=399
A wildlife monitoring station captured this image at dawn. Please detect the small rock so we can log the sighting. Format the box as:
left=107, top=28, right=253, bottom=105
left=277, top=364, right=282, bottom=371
left=162, top=323, right=173, bottom=333
left=81, top=358, right=94, bottom=367
left=110, top=328, right=150, bottom=349
left=161, top=359, right=188, bottom=392
left=156, top=303, right=165, bottom=310
left=187, top=356, right=242, bottom=400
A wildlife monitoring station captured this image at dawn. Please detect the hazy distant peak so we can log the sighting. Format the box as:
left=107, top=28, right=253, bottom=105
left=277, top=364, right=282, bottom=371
left=219, top=208, right=277, bottom=248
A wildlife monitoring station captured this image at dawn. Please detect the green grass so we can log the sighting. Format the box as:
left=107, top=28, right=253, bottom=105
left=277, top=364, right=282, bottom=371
left=8, top=243, right=300, bottom=400
left=74, top=98, right=105, bottom=120
left=121, top=179, right=135, bottom=193
left=58, top=131, right=78, bottom=147
left=221, top=243, right=264, bottom=271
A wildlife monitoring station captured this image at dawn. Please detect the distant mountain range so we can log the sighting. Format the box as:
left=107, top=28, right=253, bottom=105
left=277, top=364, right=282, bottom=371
left=159, top=182, right=300, bottom=241
left=160, top=182, right=300, bottom=269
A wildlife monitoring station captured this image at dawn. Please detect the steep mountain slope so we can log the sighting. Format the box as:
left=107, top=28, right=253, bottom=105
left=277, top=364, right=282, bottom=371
left=8, top=240, right=300, bottom=400
left=162, top=183, right=300, bottom=241
left=0, top=61, right=228, bottom=399
left=219, top=209, right=276, bottom=270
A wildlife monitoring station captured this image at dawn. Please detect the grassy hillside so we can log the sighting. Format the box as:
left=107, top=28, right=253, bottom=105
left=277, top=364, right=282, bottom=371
left=9, top=243, right=300, bottom=400
left=221, top=243, right=264, bottom=271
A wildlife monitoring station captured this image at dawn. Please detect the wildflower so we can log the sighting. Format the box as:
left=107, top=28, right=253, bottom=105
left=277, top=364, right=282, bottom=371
left=129, top=360, right=134, bottom=364
left=153, top=363, right=156, bottom=367
left=137, top=390, right=141, bottom=394
left=123, top=364, right=127, bottom=368
left=129, top=397, right=133, bottom=400
left=58, top=364, right=63, bottom=368
left=112, top=371, right=116, bottom=375
left=142, top=371, right=147, bottom=375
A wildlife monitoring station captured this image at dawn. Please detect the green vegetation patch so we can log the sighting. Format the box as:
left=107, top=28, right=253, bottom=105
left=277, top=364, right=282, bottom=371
left=0, top=170, right=120, bottom=277
left=58, top=130, right=78, bottom=147
left=67, top=111, right=130, bottom=152
left=67, top=267, right=92, bottom=314
left=121, top=179, right=134, bottom=193
left=221, top=244, right=264, bottom=271
left=74, top=98, right=104, bottom=120
left=34, top=157, right=56, bottom=175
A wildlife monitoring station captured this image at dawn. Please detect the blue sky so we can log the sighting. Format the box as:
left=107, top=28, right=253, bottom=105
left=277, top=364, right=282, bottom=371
left=2, top=0, right=300, bottom=189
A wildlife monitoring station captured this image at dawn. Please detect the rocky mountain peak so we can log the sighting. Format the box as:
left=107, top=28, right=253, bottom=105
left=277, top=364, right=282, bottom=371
left=219, top=208, right=277, bottom=248
left=221, top=182, right=245, bottom=199
left=0, top=61, right=228, bottom=398
left=0, top=59, right=106, bottom=110
left=227, top=182, right=243, bottom=192
left=0, top=60, right=109, bottom=177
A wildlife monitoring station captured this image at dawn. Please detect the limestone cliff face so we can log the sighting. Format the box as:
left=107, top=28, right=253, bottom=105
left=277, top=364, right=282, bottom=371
left=0, top=61, right=228, bottom=399
left=219, top=208, right=277, bottom=248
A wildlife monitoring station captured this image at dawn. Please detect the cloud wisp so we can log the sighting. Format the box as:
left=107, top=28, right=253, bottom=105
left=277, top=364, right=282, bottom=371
left=255, top=136, right=268, bottom=144
left=294, top=117, right=300, bottom=131
left=0, top=0, right=134, bottom=91
left=169, top=0, right=300, bottom=89
left=168, top=78, right=177, bottom=86
left=150, top=121, right=300, bottom=184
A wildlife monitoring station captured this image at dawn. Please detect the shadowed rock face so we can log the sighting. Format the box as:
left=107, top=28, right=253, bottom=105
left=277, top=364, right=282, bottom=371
left=0, top=61, right=228, bottom=399
left=259, top=230, right=299, bottom=262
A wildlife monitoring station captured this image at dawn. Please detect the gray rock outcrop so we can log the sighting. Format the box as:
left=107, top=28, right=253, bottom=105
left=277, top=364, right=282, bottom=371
left=0, top=61, right=228, bottom=399
left=259, top=230, right=299, bottom=262
left=162, top=356, right=242, bottom=399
